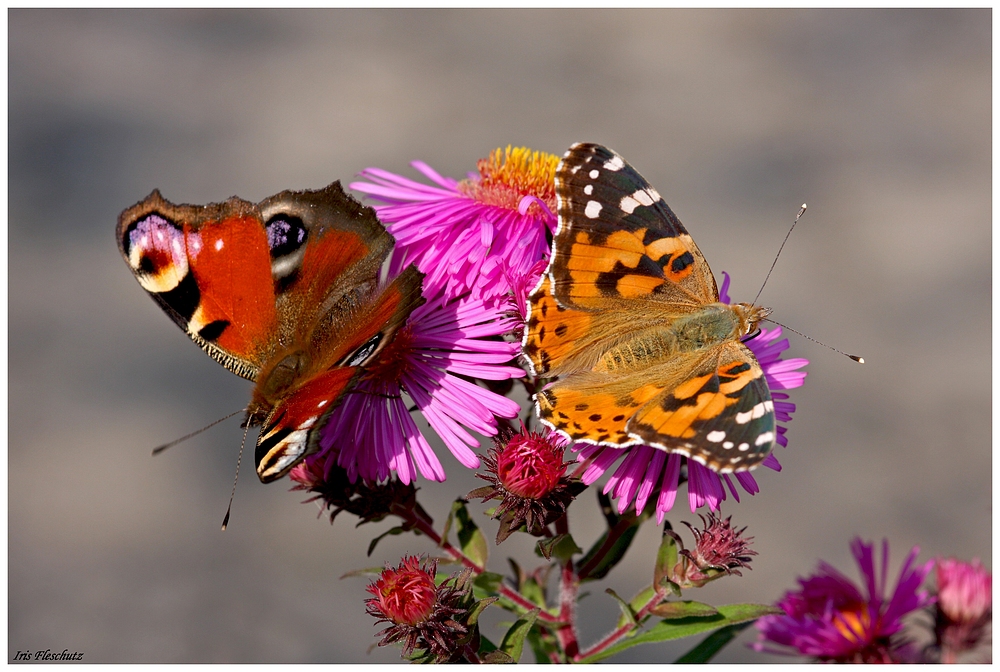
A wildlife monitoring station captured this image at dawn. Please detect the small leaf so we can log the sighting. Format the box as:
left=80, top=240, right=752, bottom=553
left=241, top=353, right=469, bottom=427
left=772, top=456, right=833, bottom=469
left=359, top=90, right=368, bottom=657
left=521, top=575, right=547, bottom=609
left=674, top=621, right=755, bottom=663
left=499, top=607, right=540, bottom=663
left=452, top=499, right=488, bottom=568
left=536, top=534, right=583, bottom=562
left=605, top=588, right=638, bottom=625
left=481, top=650, right=514, bottom=664
left=650, top=600, right=719, bottom=620
left=478, top=634, right=499, bottom=655
left=473, top=571, right=504, bottom=597
left=466, top=596, right=499, bottom=627
left=467, top=485, right=496, bottom=501
left=577, top=602, right=783, bottom=663
left=366, top=526, right=405, bottom=556
left=653, top=529, right=681, bottom=589
left=339, top=565, right=387, bottom=580
left=616, top=586, right=655, bottom=628
left=527, top=625, right=559, bottom=664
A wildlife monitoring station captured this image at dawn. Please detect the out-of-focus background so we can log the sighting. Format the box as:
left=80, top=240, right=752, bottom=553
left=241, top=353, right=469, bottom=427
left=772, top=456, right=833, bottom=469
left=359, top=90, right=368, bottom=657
left=9, top=9, right=990, bottom=663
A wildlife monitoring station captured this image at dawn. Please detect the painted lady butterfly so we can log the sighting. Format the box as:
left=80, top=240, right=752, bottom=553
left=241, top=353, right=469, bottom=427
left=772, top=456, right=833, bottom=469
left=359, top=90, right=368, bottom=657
left=523, top=143, right=776, bottom=473
left=117, top=182, right=424, bottom=482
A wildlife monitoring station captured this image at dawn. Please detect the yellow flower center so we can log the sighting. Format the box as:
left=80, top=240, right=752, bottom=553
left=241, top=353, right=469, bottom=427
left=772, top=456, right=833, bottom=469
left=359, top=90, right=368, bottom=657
left=832, top=606, right=872, bottom=644
left=458, top=146, right=558, bottom=216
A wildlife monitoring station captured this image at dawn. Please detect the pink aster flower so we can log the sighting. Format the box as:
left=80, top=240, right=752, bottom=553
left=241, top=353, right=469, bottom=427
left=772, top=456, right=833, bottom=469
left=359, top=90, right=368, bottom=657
left=932, top=557, right=992, bottom=662
left=752, top=538, right=934, bottom=663
left=570, top=272, right=809, bottom=520
left=350, top=146, right=558, bottom=305
left=312, top=291, right=524, bottom=485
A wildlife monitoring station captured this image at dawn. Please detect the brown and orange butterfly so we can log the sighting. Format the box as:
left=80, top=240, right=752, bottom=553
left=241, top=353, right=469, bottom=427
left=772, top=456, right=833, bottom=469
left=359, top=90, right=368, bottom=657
left=523, top=143, right=775, bottom=473
left=117, top=182, right=423, bottom=482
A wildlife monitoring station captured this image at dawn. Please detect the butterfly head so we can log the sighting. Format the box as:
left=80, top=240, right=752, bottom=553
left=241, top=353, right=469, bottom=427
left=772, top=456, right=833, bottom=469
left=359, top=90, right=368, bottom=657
left=731, top=303, right=772, bottom=338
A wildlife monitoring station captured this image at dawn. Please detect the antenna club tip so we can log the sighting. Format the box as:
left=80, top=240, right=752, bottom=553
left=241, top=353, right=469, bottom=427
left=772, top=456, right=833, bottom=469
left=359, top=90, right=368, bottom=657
left=801, top=203, right=807, bottom=209
left=849, top=355, right=864, bottom=364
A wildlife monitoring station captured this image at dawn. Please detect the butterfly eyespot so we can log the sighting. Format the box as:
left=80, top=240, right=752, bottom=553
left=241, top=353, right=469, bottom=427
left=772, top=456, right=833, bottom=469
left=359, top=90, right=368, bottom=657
left=265, top=215, right=308, bottom=282
left=342, top=333, right=383, bottom=367
left=123, top=213, right=189, bottom=293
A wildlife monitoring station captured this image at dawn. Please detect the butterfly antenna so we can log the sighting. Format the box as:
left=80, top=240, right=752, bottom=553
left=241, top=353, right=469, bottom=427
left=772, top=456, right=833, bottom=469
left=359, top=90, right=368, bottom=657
left=151, top=408, right=246, bottom=456
left=221, top=419, right=251, bottom=531
left=763, top=318, right=865, bottom=364
left=753, top=204, right=807, bottom=307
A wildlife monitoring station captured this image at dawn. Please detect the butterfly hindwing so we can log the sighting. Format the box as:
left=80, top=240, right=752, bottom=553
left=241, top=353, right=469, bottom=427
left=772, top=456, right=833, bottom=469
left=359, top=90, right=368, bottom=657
left=253, top=265, right=425, bottom=483
left=628, top=342, right=775, bottom=472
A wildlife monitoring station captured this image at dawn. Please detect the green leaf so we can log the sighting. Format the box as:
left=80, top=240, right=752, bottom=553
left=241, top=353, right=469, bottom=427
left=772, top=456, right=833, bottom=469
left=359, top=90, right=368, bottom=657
left=653, top=529, right=681, bottom=589
left=527, top=625, right=559, bottom=664
left=499, top=607, right=540, bottom=663
left=520, top=575, right=547, bottom=609
left=339, top=565, right=387, bottom=580
left=481, top=650, right=514, bottom=664
left=577, top=603, right=782, bottom=663
left=452, top=499, right=488, bottom=568
left=536, top=534, right=582, bottom=562
left=674, top=621, right=756, bottom=663
left=366, top=526, right=406, bottom=556
left=649, top=600, right=719, bottom=620
left=478, top=635, right=499, bottom=655
left=473, top=571, right=504, bottom=597
left=466, top=596, right=499, bottom=627
left=605, top=588, right=638, bottom=625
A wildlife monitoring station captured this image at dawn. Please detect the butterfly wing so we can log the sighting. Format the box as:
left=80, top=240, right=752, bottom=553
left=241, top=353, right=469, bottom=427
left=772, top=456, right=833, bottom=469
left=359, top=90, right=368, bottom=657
left=117, top=182, right=392, bottom=380
left=548, top=142, right=718, bottom=311
left=254, top=265, right=425, bottom=483
left=627, top=341, right=775, bottom=472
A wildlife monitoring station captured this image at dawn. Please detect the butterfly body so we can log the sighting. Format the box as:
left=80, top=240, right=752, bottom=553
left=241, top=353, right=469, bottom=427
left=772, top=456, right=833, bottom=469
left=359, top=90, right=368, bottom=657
left=118, top=182, right=424, bottom=482
left=524, top=143, right=776, bottom=473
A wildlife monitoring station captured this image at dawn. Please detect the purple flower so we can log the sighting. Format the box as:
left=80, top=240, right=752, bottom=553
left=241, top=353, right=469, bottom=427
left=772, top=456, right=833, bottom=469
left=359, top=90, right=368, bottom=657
left=310, top=291, right=524, bottom=485
left=350, top=147, right=558, bottom=306
left=570, top=272, right=809, bottom=520
left=753, top=538, right=934, bottom=663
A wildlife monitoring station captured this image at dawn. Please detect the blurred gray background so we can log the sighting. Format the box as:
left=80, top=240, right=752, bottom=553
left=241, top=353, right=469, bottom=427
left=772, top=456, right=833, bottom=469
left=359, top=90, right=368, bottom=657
left=9, top=9, right=990, bottom=663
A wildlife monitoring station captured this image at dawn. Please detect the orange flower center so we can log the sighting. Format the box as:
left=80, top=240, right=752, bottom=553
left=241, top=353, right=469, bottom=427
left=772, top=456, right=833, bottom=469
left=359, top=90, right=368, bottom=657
left=458, top=146, right=558, bottom=217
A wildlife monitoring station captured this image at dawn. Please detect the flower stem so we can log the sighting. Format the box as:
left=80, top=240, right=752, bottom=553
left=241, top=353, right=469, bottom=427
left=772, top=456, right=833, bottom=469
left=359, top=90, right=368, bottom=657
left=575, top=589, right=665, bottom=661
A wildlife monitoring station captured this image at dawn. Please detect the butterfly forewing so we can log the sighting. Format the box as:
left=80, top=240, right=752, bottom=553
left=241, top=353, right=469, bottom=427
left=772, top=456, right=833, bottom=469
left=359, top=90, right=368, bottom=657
left=550, top=142, right=718, bottom=311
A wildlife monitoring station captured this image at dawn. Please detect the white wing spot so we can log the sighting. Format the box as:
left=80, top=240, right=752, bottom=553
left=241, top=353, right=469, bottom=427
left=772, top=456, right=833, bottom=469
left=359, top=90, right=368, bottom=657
left=634, top=189, right=655, bottom=207
left=723, top=441, right=734, bottom=449
left=585, top=201, right=603, bottom=219
left=584, top=184, right=593, bottom=195
left=706, top=430, right=726, bottom=443
left=620, top=195, right=640, bottom=214
left=648, top=187, right=661, bottom=202
left=738, top=442, right=750, bottom=451
left=603, top=155, right=625, bottom=171
left=589, top=169, right=599, bottom=179
left=752, top=402, right=768, bottom=419
left=317, top=399, right=328, bottom=408
left=736, top=410, right=752, bottom=424
left=755, top=431, right=775, bottom=446
left=214, top=238, right=224, bottom=251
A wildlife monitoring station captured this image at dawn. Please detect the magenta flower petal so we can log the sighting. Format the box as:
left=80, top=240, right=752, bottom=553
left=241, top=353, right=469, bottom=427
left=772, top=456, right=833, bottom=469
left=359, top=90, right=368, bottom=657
left=753, top=537, right=934, bottom=662
left=315, top=290, right=523, bottom=485
left=351, top=147, right=558, bottom=305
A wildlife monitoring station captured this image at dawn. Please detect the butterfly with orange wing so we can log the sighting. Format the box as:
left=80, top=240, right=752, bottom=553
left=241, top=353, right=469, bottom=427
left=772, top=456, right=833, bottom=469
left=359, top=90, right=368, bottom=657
left=523, top=143, right=775, bottom=473
left=117, top=182, right=423, bottom=482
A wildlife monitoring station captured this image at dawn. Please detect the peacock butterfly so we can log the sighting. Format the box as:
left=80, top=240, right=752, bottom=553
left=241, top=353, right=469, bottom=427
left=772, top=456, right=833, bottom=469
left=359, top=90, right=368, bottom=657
left=117, top=181, right=424, bottom=482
